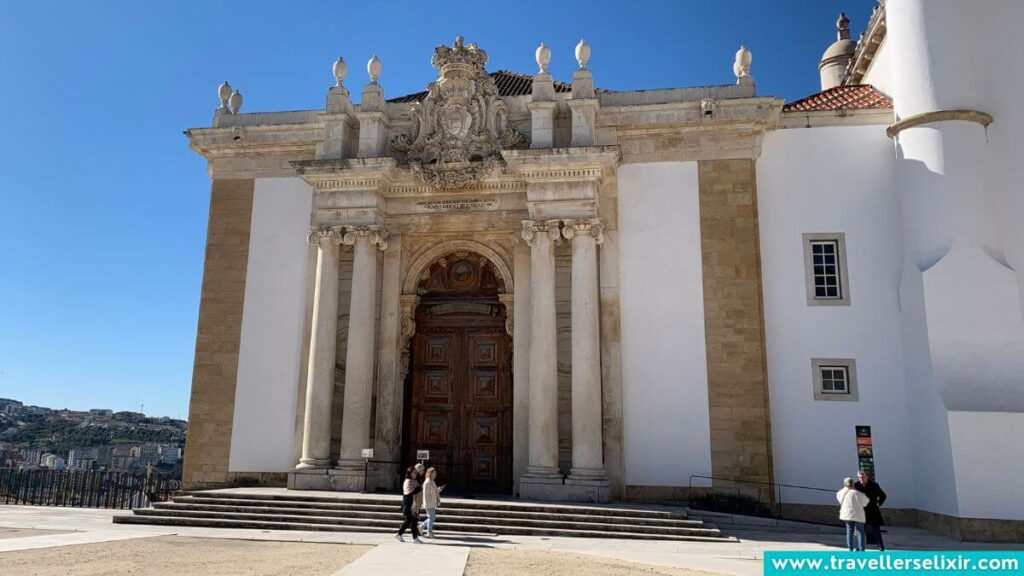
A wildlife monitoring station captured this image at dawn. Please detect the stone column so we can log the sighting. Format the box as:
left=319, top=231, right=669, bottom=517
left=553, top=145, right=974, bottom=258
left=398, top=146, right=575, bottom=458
left=562, top=219, right=611, bottom=502
left=511, top=241, right=532, bottom=493
left=519, top=220, right=565, bottom=498
left=296, top=226, right=343, bottom=470
left=334, top=225, right=388, bottom=490
left=372, top=235, right=403, bottom=491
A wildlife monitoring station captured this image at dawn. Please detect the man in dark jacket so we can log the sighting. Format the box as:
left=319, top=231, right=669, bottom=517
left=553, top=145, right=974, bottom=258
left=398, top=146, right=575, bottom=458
left=854, top=470, right=887, bottom=551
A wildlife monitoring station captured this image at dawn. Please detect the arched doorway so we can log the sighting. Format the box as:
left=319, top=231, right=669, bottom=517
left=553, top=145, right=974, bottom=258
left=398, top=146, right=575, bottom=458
left=402, top=252, right=513, bottom=495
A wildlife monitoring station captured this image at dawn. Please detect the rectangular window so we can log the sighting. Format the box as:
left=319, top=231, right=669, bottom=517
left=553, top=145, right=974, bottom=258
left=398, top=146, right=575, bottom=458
left=812, top=358, right=858, bottom=401
left=819, top=366, right=849, bottom=393
left=811, top=240, right=842, bottom=299
left=803, top=233, right=851, bottom=306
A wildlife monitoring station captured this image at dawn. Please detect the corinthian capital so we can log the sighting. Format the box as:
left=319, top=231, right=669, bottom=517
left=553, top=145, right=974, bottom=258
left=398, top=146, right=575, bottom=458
left=342, top=225, right=389, bottom=251
left=561, top=218, right=604, bottom=244
left=307, top=226, right=343, bottom=247
left=520, top=219, right=564, bottom=246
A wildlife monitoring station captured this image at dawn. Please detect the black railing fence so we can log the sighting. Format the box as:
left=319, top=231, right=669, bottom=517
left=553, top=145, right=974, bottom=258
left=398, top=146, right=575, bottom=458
left=358, top=459, right=477, bottom=498
left=688, top=474, right=835, bottom=522
left=0, top=468, right=179, bottom=509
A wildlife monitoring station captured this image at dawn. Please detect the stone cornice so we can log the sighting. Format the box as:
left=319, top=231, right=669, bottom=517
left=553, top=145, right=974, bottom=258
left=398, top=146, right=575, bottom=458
left=603, top=97, right=783, bottom=134
left=292, top=157, right=398, bottom=192
left=612, top=97, right=784, bottom=163
left=845, top=2, right=887, bottom=86
left=185, top=123, right=321, bottom=159
left=886, top=109, right=994, bottom=139
left=778, top=107, right=893, bottom=129
left=501, top=146, right=620, bottom=183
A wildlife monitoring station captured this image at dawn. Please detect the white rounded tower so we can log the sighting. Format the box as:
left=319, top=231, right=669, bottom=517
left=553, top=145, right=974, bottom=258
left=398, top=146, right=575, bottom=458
left=818, top=12, right=856, bottom=90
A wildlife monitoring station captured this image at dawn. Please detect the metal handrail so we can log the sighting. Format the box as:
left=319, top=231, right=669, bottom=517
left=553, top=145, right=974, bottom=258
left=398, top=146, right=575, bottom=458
left=687, top=474, right=835, bottom=520
left=359, top=458, right=480, bottom=498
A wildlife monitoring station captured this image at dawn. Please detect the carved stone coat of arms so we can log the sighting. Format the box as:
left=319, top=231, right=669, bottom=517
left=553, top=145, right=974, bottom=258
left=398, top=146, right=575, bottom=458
left=392, top=37, right=525, bottom=190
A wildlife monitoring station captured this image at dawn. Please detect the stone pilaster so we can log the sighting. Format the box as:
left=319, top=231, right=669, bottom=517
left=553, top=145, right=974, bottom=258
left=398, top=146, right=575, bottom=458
left=334, top=225, right=389, bottom=490
left=296, top=226, right=343, bottom=469
left=357, top=81, right=389, bottom=158
left=317, top=85, right=357, bottom=160
left=182, top=179, right=254, bottom=487
left=519, top=219, right=565, bottom=499
left=568, top=68, right=599, bottom=147
left=697, top=159, right=774, bottom=500
left=528, top=71, right=556, bottom=149
left=563, top=218, right=611, bottom=502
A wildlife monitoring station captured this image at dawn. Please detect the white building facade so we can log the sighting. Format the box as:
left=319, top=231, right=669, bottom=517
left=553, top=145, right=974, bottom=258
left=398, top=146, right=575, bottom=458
left=182, top=0, right=1024, bottom=541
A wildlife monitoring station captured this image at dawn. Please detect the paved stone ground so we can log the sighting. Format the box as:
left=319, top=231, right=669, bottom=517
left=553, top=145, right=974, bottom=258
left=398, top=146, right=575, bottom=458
left=1, top=535, right=371, bottom=576
left=1, top=504, right=1021, bottom=576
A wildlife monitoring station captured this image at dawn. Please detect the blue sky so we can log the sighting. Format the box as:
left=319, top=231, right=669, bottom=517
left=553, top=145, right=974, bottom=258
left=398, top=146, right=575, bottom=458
left=0, top=0, right=874, bottom=419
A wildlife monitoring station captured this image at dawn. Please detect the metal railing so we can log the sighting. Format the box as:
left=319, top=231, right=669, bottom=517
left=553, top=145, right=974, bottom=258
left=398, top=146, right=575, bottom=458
left=358, top=459, right=477, bottom=498
left=0, top=468, right=179, bottom=509
left=688, top=474, right=835, bottom=522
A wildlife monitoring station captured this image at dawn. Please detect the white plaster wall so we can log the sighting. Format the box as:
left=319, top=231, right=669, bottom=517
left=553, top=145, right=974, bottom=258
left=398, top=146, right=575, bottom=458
left=757, top=125, right=915, bottom=507
left=948, top=411, right=1024, bottom=520
left=229, top=177, right=313, bottom=472
left=618, top=162, right=712, bottom=487
left=884, top=0, right=1024, bottom=518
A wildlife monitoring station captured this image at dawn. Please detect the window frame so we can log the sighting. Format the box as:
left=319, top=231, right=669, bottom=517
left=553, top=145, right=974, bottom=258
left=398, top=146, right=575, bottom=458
left=802, top=232, right=851, bottom=306
left=812, top=358, right=859, bottom=401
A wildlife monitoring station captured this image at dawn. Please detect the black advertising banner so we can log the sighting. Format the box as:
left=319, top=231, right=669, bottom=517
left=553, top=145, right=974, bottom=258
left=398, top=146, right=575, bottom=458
left=856, top=425, right=875, bottom=478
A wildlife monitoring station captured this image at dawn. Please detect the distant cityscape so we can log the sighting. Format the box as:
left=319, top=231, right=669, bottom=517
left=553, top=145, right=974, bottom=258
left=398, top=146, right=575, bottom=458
left=0, top=397, right=187, bottom=477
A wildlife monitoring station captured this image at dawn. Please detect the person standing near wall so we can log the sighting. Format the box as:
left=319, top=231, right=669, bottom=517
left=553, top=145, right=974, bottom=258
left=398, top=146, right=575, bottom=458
left=837, top=477, right=870, bottom=551
left=855, top=470, right=888, bottom=551
left=396, top=466, right=424, bottom=544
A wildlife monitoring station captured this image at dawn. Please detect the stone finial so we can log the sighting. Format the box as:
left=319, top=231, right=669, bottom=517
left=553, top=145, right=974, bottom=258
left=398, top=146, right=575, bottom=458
left=733, top=45, right=753, bottom=85
left=367, top=55, right=382, bottom=84
left=837, top=12, right=851, bottom=40
left=228, top=89, right=243, bottom=114
left=575, top=39, right=591, bottom=69
left=535, top=42, right=551, bottom=73
left=333, top=57, right=347, bottom=87
left=217, top=81, right=232, bottom=110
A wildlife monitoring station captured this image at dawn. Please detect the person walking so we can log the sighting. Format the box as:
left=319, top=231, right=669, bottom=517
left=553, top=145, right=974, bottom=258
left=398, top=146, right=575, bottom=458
left=837, top=476, right=869, bottom=551
left=396, top=466, right=424, bottom=544
left=855, top=470, right=888, bottom=551
left=419, top=467, right=445, bottom=538
left=413, top=463, right=425, bottom=518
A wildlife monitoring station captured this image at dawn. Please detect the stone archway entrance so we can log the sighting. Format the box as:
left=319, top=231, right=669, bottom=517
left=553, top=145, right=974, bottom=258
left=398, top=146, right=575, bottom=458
left=402, top=252, right=513, bottom=495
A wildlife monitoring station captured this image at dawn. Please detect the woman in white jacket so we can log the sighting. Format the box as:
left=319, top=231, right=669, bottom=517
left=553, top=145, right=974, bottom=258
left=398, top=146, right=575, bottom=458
left=419, top=467, right=445, bottom=538
left=837, top=477, right=870, bottom=551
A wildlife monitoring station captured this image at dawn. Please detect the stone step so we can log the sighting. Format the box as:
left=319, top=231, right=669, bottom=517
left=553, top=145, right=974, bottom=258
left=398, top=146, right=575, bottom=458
left=162, top=498, right=707, bottom=528
left=178, top=491, right=689, bottom=520
left=114, top=514, right=473, bottom=536
left=138, top=506, right=721, bottom=537
left=113, top=513, right=734, bottom=542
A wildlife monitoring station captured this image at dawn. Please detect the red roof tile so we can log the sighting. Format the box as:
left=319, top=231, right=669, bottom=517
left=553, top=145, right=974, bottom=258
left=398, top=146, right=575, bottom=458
left=783, top=84, right=892, bottom=112
left=388, top=70, right=576, bottom=103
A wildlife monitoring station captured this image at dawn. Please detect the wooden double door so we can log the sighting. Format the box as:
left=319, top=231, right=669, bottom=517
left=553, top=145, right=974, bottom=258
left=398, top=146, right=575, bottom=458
left=403, top=304, right=512, bottom=495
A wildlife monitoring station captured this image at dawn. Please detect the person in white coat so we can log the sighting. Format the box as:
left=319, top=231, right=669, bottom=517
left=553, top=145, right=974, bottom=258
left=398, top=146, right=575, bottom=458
left=837, top=477, right=870, bottom=551
left=418, top=467, right=445, bottom=538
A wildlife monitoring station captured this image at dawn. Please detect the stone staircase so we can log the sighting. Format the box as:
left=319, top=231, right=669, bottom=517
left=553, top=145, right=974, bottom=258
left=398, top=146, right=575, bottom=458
left=114, top=489, right=734, bottom=542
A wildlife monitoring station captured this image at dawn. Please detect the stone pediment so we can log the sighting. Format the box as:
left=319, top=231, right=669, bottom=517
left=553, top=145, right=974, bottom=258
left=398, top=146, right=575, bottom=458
left=391, top=37, right=526, bottom=191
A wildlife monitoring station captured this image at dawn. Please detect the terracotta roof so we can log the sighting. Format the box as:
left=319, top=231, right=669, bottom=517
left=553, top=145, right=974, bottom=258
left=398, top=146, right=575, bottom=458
left=783, top=84, right=892, bottom=112
left=388, top=70, right=574, bottom=103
